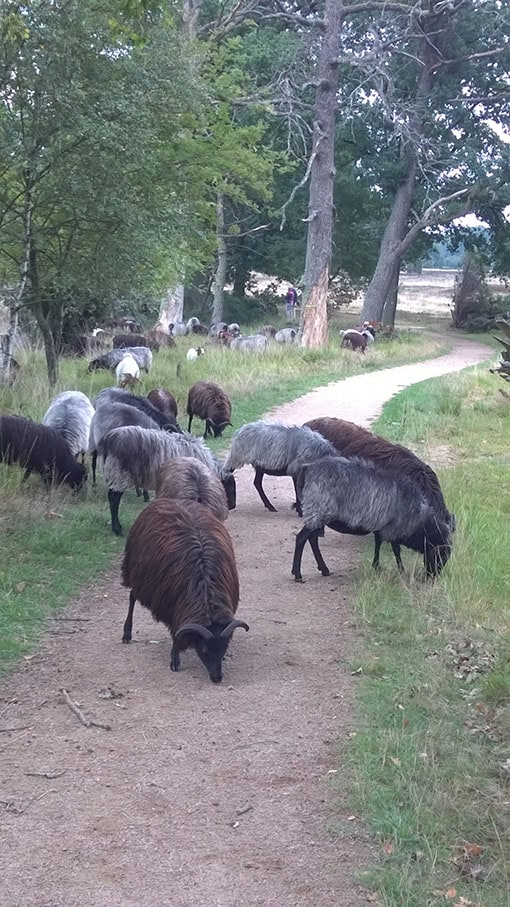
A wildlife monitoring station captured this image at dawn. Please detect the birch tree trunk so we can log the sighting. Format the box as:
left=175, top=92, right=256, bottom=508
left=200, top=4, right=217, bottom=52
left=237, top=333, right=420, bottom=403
left=154, top=284, right=185, bottom=333
left=300, top=0, right=343, bottom=348
left=211, top=191, right=227, bottom=323
left=0, top=181, right=33, bottom=378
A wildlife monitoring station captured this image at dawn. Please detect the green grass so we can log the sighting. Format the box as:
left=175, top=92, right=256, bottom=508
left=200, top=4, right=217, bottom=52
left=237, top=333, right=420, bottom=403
left=346, top=366, right=510, bottom=906
left=0, top=325, right=447, bottom=675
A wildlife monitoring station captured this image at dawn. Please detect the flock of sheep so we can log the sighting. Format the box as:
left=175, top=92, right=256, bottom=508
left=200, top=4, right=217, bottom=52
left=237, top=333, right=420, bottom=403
left=0, top=312, right=454, bottom=684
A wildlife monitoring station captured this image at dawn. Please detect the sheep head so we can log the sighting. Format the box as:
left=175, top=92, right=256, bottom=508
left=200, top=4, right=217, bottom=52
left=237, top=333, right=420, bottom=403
left=174, top=620, right=249, bottom=683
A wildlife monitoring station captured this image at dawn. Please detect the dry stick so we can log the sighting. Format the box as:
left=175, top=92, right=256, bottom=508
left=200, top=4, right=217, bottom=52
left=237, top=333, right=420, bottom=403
left=16, top=789, right=57, bottom=816
left=60, top=688, right=111, bottom=731
left=45, top=617, right=91, bottom=622
left=25, top=770, right=67, bottom=780
left=0, top=725, right=32, bottom=733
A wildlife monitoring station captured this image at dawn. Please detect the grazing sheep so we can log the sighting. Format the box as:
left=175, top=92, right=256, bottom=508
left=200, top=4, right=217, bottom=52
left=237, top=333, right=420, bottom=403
left=98, top=426, right=236, bottom=534
left=340, top=330, right=367, bottom=353
left=187, top=317, right=208, bottom=336
left=88, top=399, right=163, bottom=485
left=147, top=387, right=179, bottom=423
left=121, top=499, right=248, bottom=683
left=361, top=326, right=376, bottom=344
left=260, top=325, right=277, bottom=339
left=112, top=333, right=146, bottom=349
left=186, top=346, right=205, bottom=362
left=230, top=334, right=268, bottom=353
left=274, top=328, right=297, bottom=344
left=169, top=321, right=188, bottom=336
left=156, top=457, right=228, bottom=521
left=292, top=456, right=452, bottom=581
left=209, top=322, right=229, bottom=337
left=228, top=322, right=241, bottom=338
left=187, top=380, right=232, bottom=439
left=224, top=421, right=337, bottom=512
left=304, top=416, right=455, bottom=571
left=42, top=391, right=95, bottom=461
left=0, top=414, right=86, bottom=489
left=116, top=354, right=141, bottom=388
left=93, top=387, right=181, bottom=433
left=88, top=347, right=152, bottom=373
left=146, top=329, right=176, bottom=349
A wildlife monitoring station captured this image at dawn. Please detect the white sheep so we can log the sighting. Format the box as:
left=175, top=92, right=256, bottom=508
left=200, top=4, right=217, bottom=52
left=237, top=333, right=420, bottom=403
left=186, top=346, right=205, bottom=361
left=116, top=354, right=141, bottom=388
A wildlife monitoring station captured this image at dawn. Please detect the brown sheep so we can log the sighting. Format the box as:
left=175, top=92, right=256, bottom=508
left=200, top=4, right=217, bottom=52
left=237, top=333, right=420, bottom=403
left=156, top=456, right=228, bottom=521
left=186, top=380, right=232, bottom=439
left=146, top=329, right=176, bottom=349
left=147, top=387, right=179, bottom=423
left=304, top=416, right=455, bottom=570
left=121, top=499, right=248, bottom=683
left=113, top=333, right=146, bottom=350
left=341, top=330, right=367, bottom=353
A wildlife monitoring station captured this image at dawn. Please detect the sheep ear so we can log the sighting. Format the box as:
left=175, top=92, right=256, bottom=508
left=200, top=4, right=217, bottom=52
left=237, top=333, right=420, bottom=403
left=219, top=619, right=249, bottom=638
left=175, top=623, right=214, bottom=641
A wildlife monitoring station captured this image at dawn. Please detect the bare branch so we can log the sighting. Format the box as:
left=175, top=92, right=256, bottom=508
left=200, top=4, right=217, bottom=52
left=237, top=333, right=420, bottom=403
left=279, top=122, right=325, bottom=231
left=431, top=46, right=507, bottom=72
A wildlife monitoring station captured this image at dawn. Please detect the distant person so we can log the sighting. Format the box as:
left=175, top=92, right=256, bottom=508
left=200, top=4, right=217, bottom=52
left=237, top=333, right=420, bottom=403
left=285, top=286, right=299, bottom=320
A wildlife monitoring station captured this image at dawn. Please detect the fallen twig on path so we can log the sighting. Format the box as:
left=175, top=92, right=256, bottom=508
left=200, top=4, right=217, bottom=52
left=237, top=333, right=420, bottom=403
left=0, top=725, right=32, bottom=733
left=2, top=789, right=57, bottom=816
left=25, top=770, right=67, bottom=780
left=60, top=688, right=111, bottom=731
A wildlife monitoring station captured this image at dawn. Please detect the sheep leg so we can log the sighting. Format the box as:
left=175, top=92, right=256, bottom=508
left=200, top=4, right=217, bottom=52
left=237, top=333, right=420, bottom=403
left=187, top=414, right=193, bottom=433
left=122, top=590, right=136, bottom=643
left=91, top=450, right=97, bottom=485
left=170, top=643, right=181, bottom=672
left=309, top=532, right=330, bottom=576
left=291, top=476, right=302, bottom=516
left=372, top=532, right=383, bottom=570
left=391, top=543, right=405, bottom=573
left=292, top=526, right=316, bottom=582
left=142, top=490, right=150, bottom=502
left=108, top=489, right=123, bottom=535
left=254, top=468, right=277, bottom=512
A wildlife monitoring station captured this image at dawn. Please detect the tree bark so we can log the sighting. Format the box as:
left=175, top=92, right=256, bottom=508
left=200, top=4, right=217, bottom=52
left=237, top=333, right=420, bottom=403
left=0, top=176, right=33, bottom=378
left=361, top=163, right=416, bottom=323
left=381, top=265, right=400, bottom=329
left=211, top=191, right=227, bottom=323
left=300, top=0, right=343, bottom=348
left=154, top=284, right=185, bottom=332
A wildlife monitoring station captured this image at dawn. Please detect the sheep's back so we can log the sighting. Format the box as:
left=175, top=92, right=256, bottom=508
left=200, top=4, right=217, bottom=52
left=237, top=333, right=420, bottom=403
left=156, top=457, right=228, bottom=520
left=122, top=499, right=239, bottom=635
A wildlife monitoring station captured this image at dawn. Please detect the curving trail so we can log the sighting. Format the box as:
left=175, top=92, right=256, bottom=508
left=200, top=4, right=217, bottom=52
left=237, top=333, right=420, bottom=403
left=0, top=335, right=491, bottom=907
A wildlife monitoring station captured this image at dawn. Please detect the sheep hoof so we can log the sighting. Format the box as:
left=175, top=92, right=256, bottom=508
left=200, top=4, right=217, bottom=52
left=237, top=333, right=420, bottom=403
left=112, top=525, right=123, bottom=536
left=265, top=504, right=277, bottom=513
left=320, top=568, right=331, bottom=577
left=122, top=637, right=131, bottom=644
left=293, top=576, right=305, bottom=583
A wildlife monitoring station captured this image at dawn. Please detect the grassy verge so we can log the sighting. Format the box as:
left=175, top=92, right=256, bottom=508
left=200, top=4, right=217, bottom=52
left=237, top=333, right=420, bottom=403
left=0, top=327, right=447, bottom=675
left=346, top=366, right=510, bottom=906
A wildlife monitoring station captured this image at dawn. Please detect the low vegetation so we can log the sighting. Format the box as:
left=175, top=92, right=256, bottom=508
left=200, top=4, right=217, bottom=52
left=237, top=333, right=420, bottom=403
left=0, top=328, right=447, bottom=675
left=346, top=365, right=510, bottom=906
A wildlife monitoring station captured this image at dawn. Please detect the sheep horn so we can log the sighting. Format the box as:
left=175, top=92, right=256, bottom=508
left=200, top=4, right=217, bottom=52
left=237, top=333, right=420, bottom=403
left=219, top=619, right=250, bottom=638
left=174, top=623, right=214, bottom=641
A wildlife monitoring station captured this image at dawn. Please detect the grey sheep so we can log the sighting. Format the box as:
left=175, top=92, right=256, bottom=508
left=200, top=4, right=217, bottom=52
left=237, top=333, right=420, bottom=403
left=121, top=498, right=248, bottom=683
left=169, top=321, right=188, bottom=336
left=230, top=334, right=268, bottom=353
left=88, top=401, right=162, bottom=486
left=186, top=380, right=232, bottom=438
left=209, top=321, right=229, bottom=337
left=274, top=328, right=297, bottom=344
left=42, top=391, right=95, bottom=461
left=228, top=322, right=241, bottom=337
left=224, top=421, right=337, bottom=512
left=88, top=347, right=153, bottom=373
left=304, top=416, right=455, bottom=572
left=93, top=387, right=182, bottom=433
left=292, top=456, right=452, bottom=582
left=156, top=456, right=229, bottom=521
left=98, top=426, right=236, bottom=534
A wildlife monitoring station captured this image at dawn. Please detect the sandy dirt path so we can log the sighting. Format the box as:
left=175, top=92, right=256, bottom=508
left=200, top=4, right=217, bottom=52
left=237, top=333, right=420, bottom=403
left=0, top=335, right=491, bottom=907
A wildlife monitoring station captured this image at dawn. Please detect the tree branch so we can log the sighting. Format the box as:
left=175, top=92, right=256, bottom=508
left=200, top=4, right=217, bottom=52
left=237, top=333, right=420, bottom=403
left=430, top=46, right=507, bottom=72
left=279, top=123, right=324, bottom=231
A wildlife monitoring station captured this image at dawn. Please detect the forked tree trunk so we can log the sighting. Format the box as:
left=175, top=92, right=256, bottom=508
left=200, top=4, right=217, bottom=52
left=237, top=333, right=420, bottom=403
left=381, top=264, right=400, bottom=329
left=300, top=0, right=343, bottom=348
left=154, top=284, right=185, bottom=333
left=361, top=164, right=416, bottom=323
left=211, top=191, right=227, bottom=324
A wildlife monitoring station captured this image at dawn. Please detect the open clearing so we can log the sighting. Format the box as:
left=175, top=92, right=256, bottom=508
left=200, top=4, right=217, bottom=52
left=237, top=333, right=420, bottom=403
left=0, top=334, right=491, bottom=907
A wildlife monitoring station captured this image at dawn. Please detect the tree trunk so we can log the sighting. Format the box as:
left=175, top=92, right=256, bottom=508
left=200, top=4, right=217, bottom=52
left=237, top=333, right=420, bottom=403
left=35, top=310, right=59, bottom=386
left=300, top=0, right=343, bottom=348
left=154, top=284, right=185, bottom=332
left=233, top=263, right=249, bottom=299
left=0, top=178, right=33, bottom=378
left=381, top=263, right=401, bottom=329
left=361, top=163, right=416, bottom=323
left=211, top=191, right=227, bottom=324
